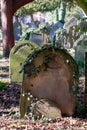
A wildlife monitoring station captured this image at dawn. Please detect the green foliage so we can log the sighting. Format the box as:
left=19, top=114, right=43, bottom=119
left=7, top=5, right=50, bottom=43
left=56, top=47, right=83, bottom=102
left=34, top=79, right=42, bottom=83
left=75, top=103, right=87, bottom=117
left=16, top=0, right=59, bottom=16
left=81, top=18, right=87, bottom=34
left=0, top=81, right=7, bottom=90
left=84, top=0, right=87, bottom=2
left=15, top=0, right=76, bottom=22
left=77, top=61, right=84, bottom=68
left=72, top=85, right=79, bottom=95
left=0, top=29, right=2, bottom=41
left=0, top=50, right=3, bottom=59
left=20, top=24, right=41, bottom=40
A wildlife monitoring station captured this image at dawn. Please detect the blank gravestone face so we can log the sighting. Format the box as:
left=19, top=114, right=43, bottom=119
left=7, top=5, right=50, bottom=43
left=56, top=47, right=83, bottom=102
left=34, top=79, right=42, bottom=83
left=9, top=40, right=39, bottom=83
left=22, top=46, right=79, bottom=116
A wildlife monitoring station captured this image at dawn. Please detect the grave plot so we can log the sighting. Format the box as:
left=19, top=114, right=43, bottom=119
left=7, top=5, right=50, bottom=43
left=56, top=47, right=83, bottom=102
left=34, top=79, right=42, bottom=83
left=20, top=45, right=79, bottom=118
left=9, top=40, right=39, bottom=83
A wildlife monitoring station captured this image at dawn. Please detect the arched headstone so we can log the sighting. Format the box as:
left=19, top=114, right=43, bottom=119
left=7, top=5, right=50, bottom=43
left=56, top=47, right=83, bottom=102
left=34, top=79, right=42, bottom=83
left=9, top=40, right=39, bottom=83
left=20, top=45, right=79, bottom=118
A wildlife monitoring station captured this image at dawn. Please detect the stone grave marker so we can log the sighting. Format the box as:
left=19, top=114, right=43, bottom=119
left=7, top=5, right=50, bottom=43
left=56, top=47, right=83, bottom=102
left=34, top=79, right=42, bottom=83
left=9, top=40, right=39, bottom=83
left=20, top=45, right=79, bottom=118
left=29, top=33, right=43, bottom=46
left=13, top=17, right=22, bottom=41
left=75, top=36, right=87, bottom=68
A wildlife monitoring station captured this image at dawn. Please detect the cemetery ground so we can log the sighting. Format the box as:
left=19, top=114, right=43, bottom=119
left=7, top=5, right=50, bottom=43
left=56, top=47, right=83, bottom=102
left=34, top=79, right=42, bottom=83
left=0, top=46, right=87, bottom=129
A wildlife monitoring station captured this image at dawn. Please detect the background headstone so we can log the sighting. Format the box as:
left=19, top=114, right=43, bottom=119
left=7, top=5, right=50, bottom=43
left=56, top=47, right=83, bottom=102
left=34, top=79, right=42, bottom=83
left=13, top=17, right=22, bottom=41
left=29, top=33, right=43, bottom=46
left=75, top=36, right=87, bottom=68
left=49, top=21, right=64, bottom=43
left=9, top=40, right=39, bottom=83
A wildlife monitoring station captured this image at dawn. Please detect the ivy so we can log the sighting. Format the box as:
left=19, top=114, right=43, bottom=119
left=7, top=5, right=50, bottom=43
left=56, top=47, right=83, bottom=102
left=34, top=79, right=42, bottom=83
left=20, top=45, right=79, bottom=86
left=31, top=66, right=39, bottom=74
left=72, top=85, right=79, bottom=95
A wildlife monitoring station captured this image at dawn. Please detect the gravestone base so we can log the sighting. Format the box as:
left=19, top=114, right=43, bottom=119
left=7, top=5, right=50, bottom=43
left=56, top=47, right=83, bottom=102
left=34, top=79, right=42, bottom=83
left=75, top=36, right=87, bottom=68
left=34, top=99, right=62, bottom=119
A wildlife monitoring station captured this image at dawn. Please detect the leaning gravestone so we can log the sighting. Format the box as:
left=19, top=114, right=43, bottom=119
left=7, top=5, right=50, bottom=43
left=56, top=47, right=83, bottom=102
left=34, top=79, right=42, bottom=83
left=9, top=40, right=39, bottom=83
left=20, top=45, right=79, bottom=118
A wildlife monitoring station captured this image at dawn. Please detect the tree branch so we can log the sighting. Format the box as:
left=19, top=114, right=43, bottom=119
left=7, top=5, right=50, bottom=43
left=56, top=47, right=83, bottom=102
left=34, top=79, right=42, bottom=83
left=13, top=0, right=34, bottom=14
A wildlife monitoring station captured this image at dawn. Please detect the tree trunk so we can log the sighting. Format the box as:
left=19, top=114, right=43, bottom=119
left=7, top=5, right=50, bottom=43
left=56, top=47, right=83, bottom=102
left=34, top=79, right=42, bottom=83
left=1, top=0, right=14, bottom=58
left=1, top=0, right=34, bottom=58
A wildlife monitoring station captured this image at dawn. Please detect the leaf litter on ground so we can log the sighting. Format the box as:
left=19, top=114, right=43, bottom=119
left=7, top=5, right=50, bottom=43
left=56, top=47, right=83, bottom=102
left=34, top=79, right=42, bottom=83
left=0, top=58, right=87, bottom=129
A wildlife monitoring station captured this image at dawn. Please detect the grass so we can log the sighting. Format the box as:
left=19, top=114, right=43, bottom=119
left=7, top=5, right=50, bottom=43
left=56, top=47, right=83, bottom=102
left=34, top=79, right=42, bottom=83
left=0, top=81, right=8, bottom=90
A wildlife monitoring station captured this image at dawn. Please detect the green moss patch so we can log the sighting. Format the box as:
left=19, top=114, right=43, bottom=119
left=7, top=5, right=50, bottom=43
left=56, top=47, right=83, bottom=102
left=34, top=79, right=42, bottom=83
left=0, top=81, right=7, bottom=90
left=9, top=40, right=40, bottom=83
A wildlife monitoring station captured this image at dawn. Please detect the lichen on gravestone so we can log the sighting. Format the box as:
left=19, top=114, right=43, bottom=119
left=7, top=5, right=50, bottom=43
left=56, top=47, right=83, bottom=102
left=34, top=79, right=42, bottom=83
left=9, top=40, right=39, bottom=83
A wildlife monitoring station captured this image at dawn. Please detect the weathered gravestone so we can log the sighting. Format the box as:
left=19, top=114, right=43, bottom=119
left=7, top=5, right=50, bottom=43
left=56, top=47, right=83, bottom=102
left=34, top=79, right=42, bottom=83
left=13, top=17, right=22, bottom=41
left=20, top=45, right=79, bottom=118
left=75, top=36, right=87, bottom=68
left=9, top=40, right=39, bottom=83
left=29, top=33, right=43, bottom=46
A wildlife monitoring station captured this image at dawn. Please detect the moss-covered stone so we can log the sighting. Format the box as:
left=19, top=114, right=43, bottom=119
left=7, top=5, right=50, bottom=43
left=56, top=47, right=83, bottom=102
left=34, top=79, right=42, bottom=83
left=9, top=40, right=39, bottom=83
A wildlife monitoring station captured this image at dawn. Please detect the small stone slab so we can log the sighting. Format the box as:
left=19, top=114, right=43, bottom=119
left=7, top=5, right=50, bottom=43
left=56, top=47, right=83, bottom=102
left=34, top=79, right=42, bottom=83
left=34, top=99, right=61, bottom=119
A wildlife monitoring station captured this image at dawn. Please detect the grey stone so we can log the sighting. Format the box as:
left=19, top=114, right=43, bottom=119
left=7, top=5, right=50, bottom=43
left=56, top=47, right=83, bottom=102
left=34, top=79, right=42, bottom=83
left=34, top=99, right=62, bottom=119
left=13, top=18, right=22, bottom=40
left=29, top=33, right=43, bottom=46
